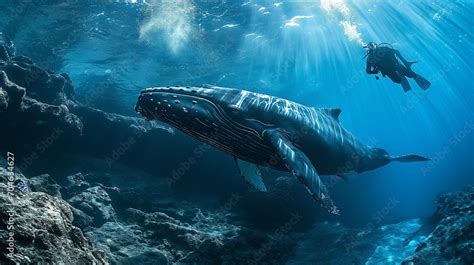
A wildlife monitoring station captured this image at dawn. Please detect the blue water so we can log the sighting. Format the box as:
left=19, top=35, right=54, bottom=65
left=2, top=0, right=472, bottom=227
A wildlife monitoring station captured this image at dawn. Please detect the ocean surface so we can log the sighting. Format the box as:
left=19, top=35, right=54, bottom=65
left=0, top=0, right=473, bottom=264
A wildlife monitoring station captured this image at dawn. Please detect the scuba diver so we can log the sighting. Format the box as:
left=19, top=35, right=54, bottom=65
left=364, top=42, right=431, bottom=92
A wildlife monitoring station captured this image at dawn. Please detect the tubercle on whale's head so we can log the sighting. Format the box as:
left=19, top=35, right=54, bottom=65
left=135, top=85, right=246, bottom=130
left=137, top=86, right=227, bottom=114
left=137, top=86, right=207, bottom=121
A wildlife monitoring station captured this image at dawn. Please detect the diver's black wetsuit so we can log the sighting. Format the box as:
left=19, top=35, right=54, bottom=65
left=365, top=44, right=431, bottom=92
left=366, top=46, right=415, bottom=84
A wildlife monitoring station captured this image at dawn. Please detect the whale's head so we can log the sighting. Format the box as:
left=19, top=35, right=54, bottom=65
left=135, top=86, right=254, bottom=134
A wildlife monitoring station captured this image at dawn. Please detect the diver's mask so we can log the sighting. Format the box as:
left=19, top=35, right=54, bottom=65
left=363, top=42, right=378, bottom=52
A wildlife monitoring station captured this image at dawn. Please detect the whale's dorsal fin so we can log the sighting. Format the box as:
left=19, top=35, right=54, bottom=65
left=264, top=129, right=340, bottom=215
left=320, top=108, right=342, bottom=121
left=234, top=158, right=267, bottom=192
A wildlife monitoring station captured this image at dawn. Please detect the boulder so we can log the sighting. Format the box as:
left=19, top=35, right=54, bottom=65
left=68, top=186, right=116, bottom=227
left=403, top=185, right=474, bottom=264
left=85, top=222, right=168, bottom=265
left=28, top=173, right=62, bottom=198
left=63, top=172, right=91, bottom=198
left=0, top=188, right=108, bottom=264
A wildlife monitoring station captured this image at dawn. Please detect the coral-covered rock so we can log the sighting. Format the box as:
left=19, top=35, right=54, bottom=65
left=1, top=58, right=75, bottom=106
left=70, top=207, right=94, bottom=229
left=68, top=186, right=116, bottom=227
left=63, top=172, right=92, bottom=198
left=28, top=173, right=62, bottom=198
left=0, top=186, right=108, bottom=264
left=86, top=206, right=296, bottom=264
left=403, top=186, right=474, bottom=265
left=85, top=222, right=168, bottom=265
left=0, top=71, right=25, bottom=111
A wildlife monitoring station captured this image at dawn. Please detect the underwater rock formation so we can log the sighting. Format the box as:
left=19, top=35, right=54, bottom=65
left=27, top=173, right=62, bottom=198
left=0, top=40, right=173, bottom=176
left=0, top=158, right=295, bottom=264
left=85, top=207, right=296, bottom=264
left=0, top=68, right=83, bottom=151
left=289, top=185, right=474, bottom=264
left=403, top=185, right=474, bottom=264
left=58, top=165, right=296, bottom=264
left=68, top=186, right=117, bottom=227
left=85, top=222, right=168, bottom=265
left=0, top=163, right=107, bottom=264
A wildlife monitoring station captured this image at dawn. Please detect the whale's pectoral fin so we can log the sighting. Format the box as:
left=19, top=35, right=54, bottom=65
left=264, top=130, right=340, bottom=216
left=234, top=157, right=267, bottom=192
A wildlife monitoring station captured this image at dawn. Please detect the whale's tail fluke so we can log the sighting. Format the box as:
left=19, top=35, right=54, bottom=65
left=390, top=154, right=430, bottom=163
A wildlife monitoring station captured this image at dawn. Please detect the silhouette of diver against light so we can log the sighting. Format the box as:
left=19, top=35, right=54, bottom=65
left=363, top=42, right=431, bottom=92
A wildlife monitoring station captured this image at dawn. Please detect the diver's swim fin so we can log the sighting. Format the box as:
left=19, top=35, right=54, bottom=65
left=400, top=76, right=412, bottom=92
left=414, top=74, right=431, bottom=90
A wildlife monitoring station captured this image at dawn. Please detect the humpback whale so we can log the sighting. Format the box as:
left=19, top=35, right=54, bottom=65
left=135, top=85, right=429, bottom=215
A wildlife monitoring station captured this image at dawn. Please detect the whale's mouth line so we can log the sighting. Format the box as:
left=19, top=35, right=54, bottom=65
left=137, top=89, right=261, bottom=139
